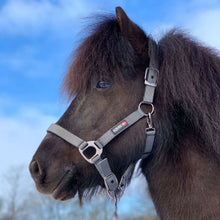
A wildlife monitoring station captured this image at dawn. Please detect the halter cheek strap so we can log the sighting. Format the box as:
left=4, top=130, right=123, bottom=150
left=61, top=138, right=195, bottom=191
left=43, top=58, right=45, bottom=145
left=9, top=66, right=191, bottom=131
left=47, top=64, right=158, bottom=199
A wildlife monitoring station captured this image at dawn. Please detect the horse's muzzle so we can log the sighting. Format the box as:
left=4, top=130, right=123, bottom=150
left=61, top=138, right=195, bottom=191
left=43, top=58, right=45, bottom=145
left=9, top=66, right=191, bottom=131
left=29, top=157, right=79, bottom=200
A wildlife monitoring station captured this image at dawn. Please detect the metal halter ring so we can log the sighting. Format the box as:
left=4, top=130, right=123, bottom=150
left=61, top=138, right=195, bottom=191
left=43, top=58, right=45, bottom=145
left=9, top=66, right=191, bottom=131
left=138, top=101, right=154, bottom=116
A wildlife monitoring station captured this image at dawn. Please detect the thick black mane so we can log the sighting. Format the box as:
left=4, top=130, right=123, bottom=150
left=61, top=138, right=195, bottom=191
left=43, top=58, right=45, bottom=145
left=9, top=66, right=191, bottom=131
left=62, top=16, right=137, bottom=98
left=154, top=30, right=220, bottom=160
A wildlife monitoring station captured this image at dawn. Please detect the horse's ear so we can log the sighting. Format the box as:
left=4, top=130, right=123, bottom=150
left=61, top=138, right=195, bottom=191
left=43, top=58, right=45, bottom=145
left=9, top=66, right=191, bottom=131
left=116, top=7, right=137, bottom=36
left=115, top=7, right=148, bottom=63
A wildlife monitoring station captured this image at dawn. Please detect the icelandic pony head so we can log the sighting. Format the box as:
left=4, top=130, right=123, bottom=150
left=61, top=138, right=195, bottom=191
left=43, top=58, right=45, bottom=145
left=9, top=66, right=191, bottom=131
left=29, top=7, right=149, bottom=201
left=30, top=7, right=220, bottom=219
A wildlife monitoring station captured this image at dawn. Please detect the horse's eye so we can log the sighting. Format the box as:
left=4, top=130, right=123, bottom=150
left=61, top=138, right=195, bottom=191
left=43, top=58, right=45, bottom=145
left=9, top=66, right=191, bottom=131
left=96, top=80, right=112, bottom=89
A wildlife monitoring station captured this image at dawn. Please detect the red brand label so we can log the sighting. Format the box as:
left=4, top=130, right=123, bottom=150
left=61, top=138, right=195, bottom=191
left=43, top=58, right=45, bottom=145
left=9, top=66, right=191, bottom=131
left=121, top=121, right=127, bottom=127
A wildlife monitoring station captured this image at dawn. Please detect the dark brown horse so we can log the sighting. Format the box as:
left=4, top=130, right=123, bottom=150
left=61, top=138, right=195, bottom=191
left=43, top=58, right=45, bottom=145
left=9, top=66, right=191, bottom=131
left=29, top=7, right=220, bottom=219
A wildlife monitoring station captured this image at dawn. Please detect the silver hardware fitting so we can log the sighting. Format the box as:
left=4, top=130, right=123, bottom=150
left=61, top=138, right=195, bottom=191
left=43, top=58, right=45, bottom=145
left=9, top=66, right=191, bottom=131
left=107, top=187, right=124, bottom=200
left=79, top=141, right=103, bottom=164
left=144, top=67, right=158, bottom=87
left=138, top=101, right=154, bottom=117
left=146, top=113, right=153, bottom=129
left=104, top=174, right=119, bottom=193
left=119, top=176, right=126, bottom=192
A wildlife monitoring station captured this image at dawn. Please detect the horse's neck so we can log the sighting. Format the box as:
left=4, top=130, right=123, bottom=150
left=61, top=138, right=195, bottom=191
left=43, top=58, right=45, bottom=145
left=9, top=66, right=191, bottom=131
left=143, top=134, right=220, bottom=220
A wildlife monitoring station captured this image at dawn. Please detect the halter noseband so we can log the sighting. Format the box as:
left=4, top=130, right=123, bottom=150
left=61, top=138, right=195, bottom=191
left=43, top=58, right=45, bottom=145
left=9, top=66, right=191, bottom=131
left=47, top=61, right=158, bottom=200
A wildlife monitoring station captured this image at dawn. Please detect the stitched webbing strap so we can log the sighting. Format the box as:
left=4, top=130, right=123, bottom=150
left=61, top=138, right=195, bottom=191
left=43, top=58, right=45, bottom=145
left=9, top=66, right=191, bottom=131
left=97, top=109, right=145, bottom=147
left=143, top=67, right=158, bottom=104
left=142, top=128, right=155, bottom=159
left=47, top=124, right=86, bottom=148
left=94, top=158, right=118, bottom=194
left=144, top=39, right=158, bottom=104
left=48, top=109, right=145, bottom=150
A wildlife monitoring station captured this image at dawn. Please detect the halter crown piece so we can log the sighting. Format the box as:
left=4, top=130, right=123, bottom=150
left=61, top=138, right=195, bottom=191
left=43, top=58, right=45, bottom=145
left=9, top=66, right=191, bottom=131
left=47, top=50, right=158, bottom=219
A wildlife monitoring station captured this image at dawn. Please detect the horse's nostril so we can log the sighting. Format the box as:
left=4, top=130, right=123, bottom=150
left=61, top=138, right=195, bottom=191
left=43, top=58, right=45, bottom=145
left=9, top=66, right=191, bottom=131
left=29, top=160, right=41, bottom=181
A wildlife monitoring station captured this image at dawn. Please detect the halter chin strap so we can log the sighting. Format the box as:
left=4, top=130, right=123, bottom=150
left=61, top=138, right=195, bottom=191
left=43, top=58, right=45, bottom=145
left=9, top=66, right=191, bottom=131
left=47, top=63, right=158, bottom=199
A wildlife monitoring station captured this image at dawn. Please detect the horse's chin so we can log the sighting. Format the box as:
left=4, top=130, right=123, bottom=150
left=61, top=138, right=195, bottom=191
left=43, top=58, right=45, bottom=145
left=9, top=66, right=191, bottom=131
left=52, top=186, right=77, bottom=201
left=51, top=170, right=78, bottom=201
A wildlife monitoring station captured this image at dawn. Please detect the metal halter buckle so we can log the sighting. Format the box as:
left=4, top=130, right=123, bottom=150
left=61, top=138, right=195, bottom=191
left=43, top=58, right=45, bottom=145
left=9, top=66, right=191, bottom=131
left=144, top=67, right=158, bottom=87
left=79, top=141, right=103, bottom=164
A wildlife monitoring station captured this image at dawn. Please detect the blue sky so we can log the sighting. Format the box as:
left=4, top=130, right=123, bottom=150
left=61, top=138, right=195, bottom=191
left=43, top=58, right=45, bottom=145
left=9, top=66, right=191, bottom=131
left=0, top=0, right=220, bottom=214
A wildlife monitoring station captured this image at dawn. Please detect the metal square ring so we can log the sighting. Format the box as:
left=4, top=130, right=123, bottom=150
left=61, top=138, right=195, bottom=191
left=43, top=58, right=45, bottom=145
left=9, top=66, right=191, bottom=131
left=79, top=141, right=103, bottom=164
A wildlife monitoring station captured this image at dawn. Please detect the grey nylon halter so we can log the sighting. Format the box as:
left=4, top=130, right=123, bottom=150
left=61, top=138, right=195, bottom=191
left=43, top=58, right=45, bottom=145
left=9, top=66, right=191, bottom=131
left=47, top=59, right=158, bottom=213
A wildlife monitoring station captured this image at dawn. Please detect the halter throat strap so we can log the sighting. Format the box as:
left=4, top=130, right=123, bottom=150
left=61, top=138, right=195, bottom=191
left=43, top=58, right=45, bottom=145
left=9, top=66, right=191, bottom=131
left=47, top=61, right=158, bottom=199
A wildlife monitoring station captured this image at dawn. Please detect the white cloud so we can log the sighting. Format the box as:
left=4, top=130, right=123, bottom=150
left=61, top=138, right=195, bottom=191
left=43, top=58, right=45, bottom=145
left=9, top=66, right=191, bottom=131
left=0, top=105, right=58, bottom=176
left=148, top=8, right=220, bottom=52
left=186, top=9, right=220, bottom=51
left=0, top=0, right=95, bottom=35
left=151, top=24, right=175, bottom=42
